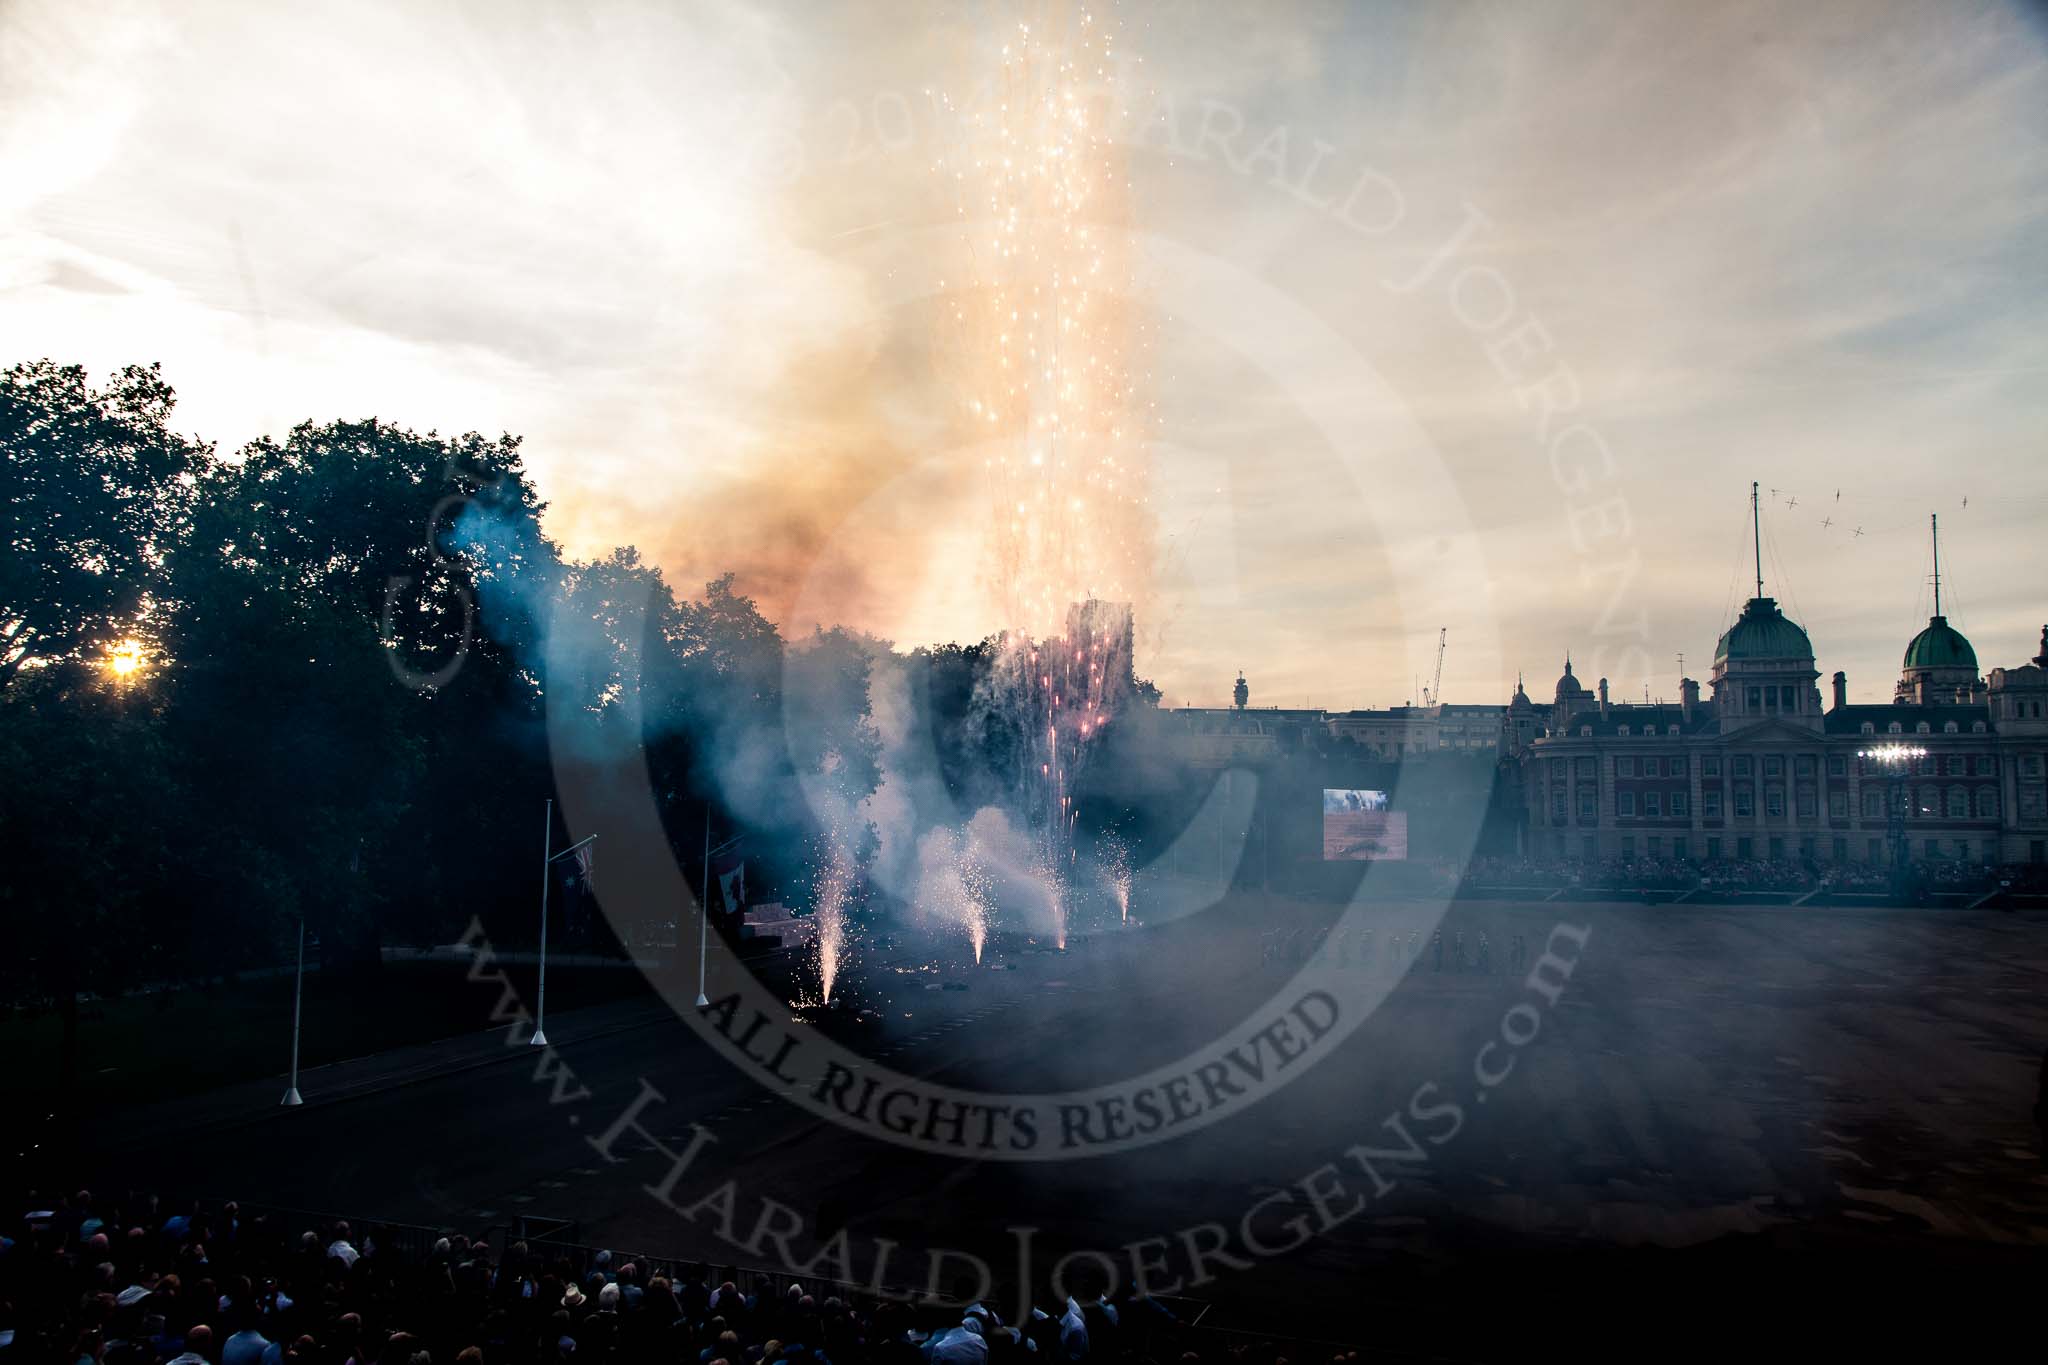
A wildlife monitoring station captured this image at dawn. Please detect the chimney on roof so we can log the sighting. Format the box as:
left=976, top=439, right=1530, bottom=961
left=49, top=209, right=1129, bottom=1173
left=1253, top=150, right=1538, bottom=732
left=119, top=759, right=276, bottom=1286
left=1597, top=677, right=1609, bottom=716
left=1681, top=677, right=1700, bottom=720
left=1832, top=671, right=1847, bottom=711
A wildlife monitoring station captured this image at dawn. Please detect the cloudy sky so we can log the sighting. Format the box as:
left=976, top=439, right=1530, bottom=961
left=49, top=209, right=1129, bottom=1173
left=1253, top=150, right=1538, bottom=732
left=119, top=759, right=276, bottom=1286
left=4, top=0, right=2045, bottom=709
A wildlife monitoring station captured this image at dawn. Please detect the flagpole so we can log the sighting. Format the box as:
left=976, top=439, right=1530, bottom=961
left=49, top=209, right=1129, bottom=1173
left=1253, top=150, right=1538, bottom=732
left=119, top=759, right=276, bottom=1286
left=280, top=916, right=304, bottom=1106
left=695, top=805, right=711, bottom=1008
left=532, top=797, right=552, bottom=1047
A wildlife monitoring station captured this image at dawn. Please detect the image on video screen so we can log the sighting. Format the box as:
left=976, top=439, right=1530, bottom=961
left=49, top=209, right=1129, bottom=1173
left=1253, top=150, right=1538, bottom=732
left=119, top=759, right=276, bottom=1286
left=1321, top=788, right=1407, bottom=860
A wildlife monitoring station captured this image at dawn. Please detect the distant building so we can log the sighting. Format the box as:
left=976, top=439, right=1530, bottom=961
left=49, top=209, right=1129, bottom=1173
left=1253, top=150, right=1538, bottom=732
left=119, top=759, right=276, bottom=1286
left=1521, top=579, right=2048, bottom=866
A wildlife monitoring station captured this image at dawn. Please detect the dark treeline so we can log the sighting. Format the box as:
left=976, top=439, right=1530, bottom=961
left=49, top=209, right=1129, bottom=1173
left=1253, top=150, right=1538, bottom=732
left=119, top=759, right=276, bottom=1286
left=0, top=362, right=1174, bottom=1057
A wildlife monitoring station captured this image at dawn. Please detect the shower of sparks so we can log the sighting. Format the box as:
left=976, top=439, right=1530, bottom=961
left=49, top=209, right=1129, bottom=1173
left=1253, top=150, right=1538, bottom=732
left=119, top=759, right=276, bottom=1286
left=916, top=827, right=995, bottom=963
left=1100, top=831, right=1131, bottom=923
left=938, top=6, right=1153, bottom=929
left=813, top=839, right=855, bottom=1004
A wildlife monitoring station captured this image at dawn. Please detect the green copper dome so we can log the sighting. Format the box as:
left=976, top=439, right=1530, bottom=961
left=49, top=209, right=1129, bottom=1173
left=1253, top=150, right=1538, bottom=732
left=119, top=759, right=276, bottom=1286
left=1902, top=615, right=1976, bottom=671
left=1714, top=597, right=1814, bottom=664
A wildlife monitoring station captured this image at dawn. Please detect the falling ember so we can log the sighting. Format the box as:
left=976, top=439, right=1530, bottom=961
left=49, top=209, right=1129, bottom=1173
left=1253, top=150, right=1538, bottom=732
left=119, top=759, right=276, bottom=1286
left=937, top=9, right=1153, bottom=925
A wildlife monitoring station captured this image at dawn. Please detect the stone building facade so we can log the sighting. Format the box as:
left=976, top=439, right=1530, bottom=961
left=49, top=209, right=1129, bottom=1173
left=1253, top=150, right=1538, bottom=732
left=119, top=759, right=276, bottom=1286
left=1521, top=595, right=2048, bottom=866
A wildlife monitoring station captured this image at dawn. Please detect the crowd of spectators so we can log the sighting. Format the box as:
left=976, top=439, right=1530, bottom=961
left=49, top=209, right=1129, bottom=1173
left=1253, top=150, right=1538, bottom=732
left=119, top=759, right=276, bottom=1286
left=0, top=1191, right=1330, bottom=1365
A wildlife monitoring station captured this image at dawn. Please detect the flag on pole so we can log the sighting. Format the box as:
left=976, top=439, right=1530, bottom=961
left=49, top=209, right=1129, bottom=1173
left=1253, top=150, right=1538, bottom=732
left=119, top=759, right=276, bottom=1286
left=715, top=853, right=745, bottom=915
left=571, top=839, right=596, bottom=892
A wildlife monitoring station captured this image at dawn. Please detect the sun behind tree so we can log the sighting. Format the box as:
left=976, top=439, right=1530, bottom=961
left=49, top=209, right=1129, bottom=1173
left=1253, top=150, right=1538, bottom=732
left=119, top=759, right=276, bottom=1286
left=102, top=638, right=147, bottom=682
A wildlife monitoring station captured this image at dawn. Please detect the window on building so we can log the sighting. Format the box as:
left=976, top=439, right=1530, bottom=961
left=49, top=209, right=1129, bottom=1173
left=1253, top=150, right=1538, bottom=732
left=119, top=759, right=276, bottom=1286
left=1766, top=788, right=1785, bottom=818
left=1576, top=756, right=1595, bottom=778
left=1916, top=722, right=1931, bottom=735
left=1799, top=835, right=1815, bottom=859
left=1702, top=755, right=1720, bottom=778
left=1707, top=837, right=1722, bottom=859
left=1888, top=722, right=1903, bottom=735
left=1583, top=836, right=1598, bottom=861
left=1917, top=753, right=1936, bottom=776
left=1646, top=792, right=1662, bottom=818
left=1976, top=788, right=1998, bottom=819
left=1670, top=754, right=1687, bottom=777
left=1672, top=791, right=1689, bottom=817
left=1768, top=836, right=1784, bottom=859
left=1672, top=836, right=1688, bottom=860
left=1796, top=788, right=1816, bottom=819
left=1860, top=721, right=1875, bottom=735
left=1733, top=755, right=1753, bottom=777
left=1918, top=786, right=1939, bottom=817
left=1618, top=724, right=1631, bottom=737
left=1945, top=754, right=1963, bottom=776
left=1747, top=686, right=1762, bottom=711
left=1668, top=725, right=1681, bottom=736
left=2022, top=754, right=2043, bottom=778
left=1644, top=756, right=1660, bottom=778
left=1972, top=721, right=1987, bottom=733
left=1943, top=721, right=1959, bottom=735
left=1580, top=725, right=1592, bottom=737
left=1828, top=754, right=1846, bottom=777
left=1551, top=795, right=1567, bottom=822
left=1735, top=788, right=1754, bottom=817
left=1782, top=685, right=1799, bottom=710
left=1947, top=787, right=1969, bottom=818
left=1620, top=835, right=1636, bottom=858
left=1704, top=790, right=1722, bottom=819
left=1578, top=789, right=1596, bottom=822
left=1862, top=788, right=1884, bottom=820
left=1764, top=755, right=1783, bottom=778
left=1925, top=838, right=1940, bottom=858
left=1832, top=837, right=1847, bottom=861
left=1618, top=792, right=1637, bottom=817
left=1618, top=756, right=1635, bottom=777
left=1647, top=836, right=1661, bottom=856
left=1973, top=754, right=1993, bottom=776
left=1829, top=791, right=1847, bottom=820
left=1794, top=755, right=1815, bottom=779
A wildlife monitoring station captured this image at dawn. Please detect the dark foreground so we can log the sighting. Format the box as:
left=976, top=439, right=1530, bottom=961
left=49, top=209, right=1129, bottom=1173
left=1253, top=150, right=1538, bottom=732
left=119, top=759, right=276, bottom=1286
left=39, top=891, right=2048, bottom=1358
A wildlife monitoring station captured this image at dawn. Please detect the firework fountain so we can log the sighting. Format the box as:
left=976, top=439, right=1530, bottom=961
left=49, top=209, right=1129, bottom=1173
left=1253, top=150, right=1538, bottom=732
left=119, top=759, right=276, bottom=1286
left=1100, top=831, right=1132, bottom=924
left=940, top=8, right=1153, bottom=946
left=915, top=824, right=995, bottom=963
left=813, top=839, right=854, bottom=1004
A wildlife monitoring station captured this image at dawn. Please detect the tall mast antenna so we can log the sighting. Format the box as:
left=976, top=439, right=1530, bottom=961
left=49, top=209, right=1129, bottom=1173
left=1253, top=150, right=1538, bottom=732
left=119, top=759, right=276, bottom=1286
left=1931, top=512, right=1941, bottom=616
left=1751, top=480, right=1764, bottom=599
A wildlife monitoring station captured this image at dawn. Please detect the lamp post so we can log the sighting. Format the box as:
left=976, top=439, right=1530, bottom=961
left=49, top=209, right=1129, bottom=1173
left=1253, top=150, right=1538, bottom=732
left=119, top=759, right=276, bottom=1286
left=531, top=798, right=597, bottom=1048
left=1858, top=743, right=1926, bottom=901
left=280, top=915, right=305, bottom=1107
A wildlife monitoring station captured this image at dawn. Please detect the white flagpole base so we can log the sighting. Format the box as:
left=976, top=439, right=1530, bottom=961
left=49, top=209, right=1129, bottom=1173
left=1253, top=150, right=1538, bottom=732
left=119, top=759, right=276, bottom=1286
left=529, top=1028, right=549, bottom=1047
left=693, top=994, right=710, bottom=1008
left=280, top=1087, right=303, bottom=1107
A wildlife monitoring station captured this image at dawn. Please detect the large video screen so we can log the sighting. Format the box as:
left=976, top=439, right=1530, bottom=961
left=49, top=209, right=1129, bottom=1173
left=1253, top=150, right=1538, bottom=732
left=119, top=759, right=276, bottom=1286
left=1322, top=788, right=1408, bottom=860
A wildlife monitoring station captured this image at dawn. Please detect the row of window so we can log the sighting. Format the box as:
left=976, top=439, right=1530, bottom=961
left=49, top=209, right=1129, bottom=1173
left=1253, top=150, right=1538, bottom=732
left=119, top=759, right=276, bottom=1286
left=1856, top=718, right=1993, bottom=735
left=1549, top=751, right=2035, bottom=781
left=1549, top=785, right=2008, bottom=823
left=1550, top=833, right=2015, bottom=863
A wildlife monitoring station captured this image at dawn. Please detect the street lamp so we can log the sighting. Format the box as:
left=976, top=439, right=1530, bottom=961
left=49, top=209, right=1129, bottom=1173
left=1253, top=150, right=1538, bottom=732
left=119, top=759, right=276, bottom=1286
left=1857, top=744, right=1926, bottom=891
left=280, top=915, right=305, bottom=1107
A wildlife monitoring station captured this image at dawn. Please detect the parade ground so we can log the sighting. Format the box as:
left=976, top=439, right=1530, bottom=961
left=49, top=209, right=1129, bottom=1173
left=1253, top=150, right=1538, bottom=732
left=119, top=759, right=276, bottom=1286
left=71, top=895, right=2048, bottom=1353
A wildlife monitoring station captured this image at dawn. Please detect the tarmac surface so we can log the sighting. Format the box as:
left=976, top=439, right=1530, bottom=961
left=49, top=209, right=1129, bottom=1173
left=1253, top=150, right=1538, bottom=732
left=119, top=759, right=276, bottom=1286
left=74, top=890, right=2048, bottom=1352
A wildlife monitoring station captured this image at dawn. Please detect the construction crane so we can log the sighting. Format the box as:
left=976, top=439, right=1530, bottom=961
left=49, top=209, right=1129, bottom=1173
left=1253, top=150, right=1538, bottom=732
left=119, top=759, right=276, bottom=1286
left=1424, top=627, right=1447, bottom=706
